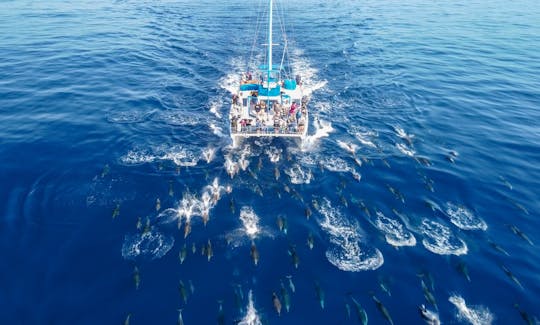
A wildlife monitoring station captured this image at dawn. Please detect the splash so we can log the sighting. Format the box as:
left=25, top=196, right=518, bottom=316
left=374, top=211, right=416, bottom=247
left=337, top=140, right=358, bottom=155
left=396, top=143, right=415, bottom=157
left=107, top=110, right=150, bottom=124
left=265, top=146, right=282, bottom=163
left=285, top=164, right=313, bottom=184
left=121, top=149, right=156, bottom=165
left=240, top=206, right=261, bottom=239
left=202, top=147, right=216, bottom=164
left=321, top=157, right=351, bottom=173
left=420, top=219, right=468, bottom=255
left=224, top=154, right=240, bottom=179
left=208, top=97, right=223, bottom=118
left=301, top=118, right=333, bottom=151
left=350, top=127, right=377, bottom=148
left=393, top=125, right=414, bottom=143
left=449, top=295, right=494, bottom=325
left=317, top=198, right=384, bottom=271
left=238, top=290, right=262, bottom=325
left=121, top=230, right=174, bottom=261
left=210, top=123, right=226, bottom=138
left=446, top=203, right=488, bottom=231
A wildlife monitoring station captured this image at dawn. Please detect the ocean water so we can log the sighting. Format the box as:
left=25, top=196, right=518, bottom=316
left=1, top=0, right=539, bottom=324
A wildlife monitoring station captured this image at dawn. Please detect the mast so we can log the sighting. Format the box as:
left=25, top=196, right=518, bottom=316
left=267, top=0, right=273, bottom=75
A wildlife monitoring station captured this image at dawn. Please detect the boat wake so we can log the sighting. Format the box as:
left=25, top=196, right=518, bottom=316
left=316, top=198, right=383, bottom=271
left=420, top=219, right=468, bottom=255
left=446, top=203, right=488, bottom=231
left=373, top=211, right=416, bottom=247
left=448, top=295, right=494, bottom=325
left=121, top=144, right=200, bottom=167
left=121, top=229, right=174, bottom=261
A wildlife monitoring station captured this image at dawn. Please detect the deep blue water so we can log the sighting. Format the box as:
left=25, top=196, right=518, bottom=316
left=1, top=0, right=540, bottom=324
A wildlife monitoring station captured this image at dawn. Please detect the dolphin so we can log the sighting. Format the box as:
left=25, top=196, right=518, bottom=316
left=112, top=203, right=120, bottom=219
left=133, top=266, right=140, bottom=290
left=514, top=304, right=534, bottom=325
left=206, top=239, right=213, bottom=262
left=274, top=166, right=280, bottom=180
left=179, top=244, right=187, bottom=264
left=421, top=279, right=437, bottom=310
left=509, top=225, right=534, bottom=246
left=183, top=221, right=191, bottom=239
left=344, top=302, right=351, bottom=320
left=179, top=280, right=188, bottom=304
left=217, top=300, right=225, bottom=325
left=250, top=241, right=259, bottom=266
left=286, top=275, right=295, bottom=293
left=272, top=292, right=282, bottom=316
left=188, top=280, right=195, bottom=295
left=168, top=181, right=174, bottom=197
left=155, top=198, right=161, bottom=211
left=280, top=280, right=291, bottom=312
left=350, top=296, right=368, bottom=325
left=314, top=281, right=325, bottom=309
left=418, top=304, right=440, bottom=325
left=136, top=217, right=142, bottom=230
left=307, top=232, right=314, bottom=250
left=177, top=309, right=184, bottom=325
left=456, top=261, right=471, bottom=282
left=305, top=207, right=312, bottom=220
left=191, top=242, right=196, bottom=254
left=101, top=164, right=110, bottom=178
left=501, top=265, right=523, bottom=289
left=276, top=215, right=284, bottom=232
left=488, top=240, right=510, bottom=256
left=124, top=313, right=131, bottom=325
left=288, top=245, right=299, bottom=269
left=143, top=216, right=151, bottom=234
left=372, top=294, right=393, bottom=325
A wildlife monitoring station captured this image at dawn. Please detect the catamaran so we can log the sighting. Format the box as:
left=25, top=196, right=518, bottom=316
left=229, top=0, right=309, bottom=145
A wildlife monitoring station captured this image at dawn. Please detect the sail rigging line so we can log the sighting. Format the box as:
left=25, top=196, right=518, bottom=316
left=248, top=0, right=265, bottom=72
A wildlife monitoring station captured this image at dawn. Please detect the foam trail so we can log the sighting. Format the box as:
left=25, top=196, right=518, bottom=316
left=202, top=147, right=216, bottom=163
left=420, top=219, right=468, bottom=255
left=238, top=290, right=262, bottom=325
left=209, top=97, right=223, bottom=118
left=446, top=203, right=488, bottom=231
left=210, top=123, right=225, bottom=138
left=337, top=140, right=358, bottom=155
left=240, top=206, right=261, bottom=239
left=396, top=143, right=415, bottom=157
left=449, top=295, right=494, bottom=325
left=317, top=198, right=384, bottom=271
left=285, top=164, right=313, bottom=184
left=374, top=211, right=416, bottom=247
left=121, top=230, right=174, bottom=261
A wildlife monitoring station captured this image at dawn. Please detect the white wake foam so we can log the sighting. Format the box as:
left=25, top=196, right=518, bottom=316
left=449, top=295, right=494, bottom=325
left=337, top=140, right=358, bottom=155
left=240, top=206, right=261, bottom=239
left=121, top=230, right=174, bottom=261
left=374, top=211, right=416, bottom=247
left=317, top=198, right=384, bottom=271
left=396, top=143, right=415, bottom=157
left=238, top=290, right=262, bottom=325
left=285, top=164, right=313, bottom=184
left=446, top=203, right=488, bottom=231
left=265, top=146, right=282, bottom=163
left=420, top=219, right=468, bottom=255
